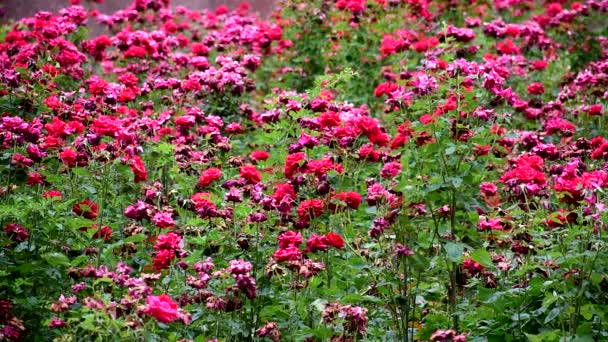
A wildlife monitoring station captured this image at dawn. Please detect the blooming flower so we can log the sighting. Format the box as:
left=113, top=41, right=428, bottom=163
left=240, top=164, right=262, bottom=184
left=4, top=223, right=29, bottom=242
left=143, top=294, right=179, bottom=324
left=154, top=233, right=182, bottom=250
left=199, top=168, right=222, bottom=187
left=153, top=212, right=175, bottom=229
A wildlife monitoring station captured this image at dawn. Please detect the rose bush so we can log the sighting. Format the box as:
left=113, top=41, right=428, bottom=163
left=0, top=0, right=608, bottom=341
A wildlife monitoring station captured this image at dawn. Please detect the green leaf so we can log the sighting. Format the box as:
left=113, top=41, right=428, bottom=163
left=470, top=248, right=493, bottom=268
left=448, top=177, right=463, bottom=188
left=43, top=252, right=70, bottom=266
left=445, top=145, right=456, bottom=155
left=125, top=234, right=147, bottom=243
left=310, top=299, right=328, bottom=312
left=67, top=217, right=95, bottom=230
left=259, top=305, right=290, bottom=320
left=444, top=242, right=464, bottom=262
left=70, top=255, right=88, bottom=267
left=72, top=167, right=91, bottom=177
left=544, top=306, right=562, bottom=324
left=525, top=330, right=559, bottom=342
left=342, top=293, right=382, bottom=303
left=580, top=304, right=596, bottom=320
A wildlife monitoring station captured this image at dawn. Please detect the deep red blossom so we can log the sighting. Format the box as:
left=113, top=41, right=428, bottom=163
left=463, top=259, right=484, bottom=276
left=297, top=199, right=324, bottom=222
left=60, top=148, right=77, bottom=168
left=199, top=168, right=222, bottom=187
left=380, top=35, right=408, bottom=57
left=374, top=82, right=399, bottom=97
left=329, top=191, right=362, bottom=211
left=307, top=158, right=334, bottom=176
left=278, top=231, right=302, bottom=249
left=273, top=247, right=302, bottom=262
left=153, top=249, right=176, bottom=271
left=326, top=232, right=345, bottom=249
left=5, top=223, right=29, bottom=242
left=305, top=233, right=329, bottom=253
left=527, top=82, right=545, bottom=95
left=92, top=225, right=113, bottom=241
left=588, top=104, right=603, bottom=116
left=240, top=164, right=262, bottom=184
left=284, top=152, right=307, bottom=179
left=359, top=144, right=381, bottom=162
left=26, top=172, right=45, bottom=186
left=43, top=190, right=62, bottom=200
left=129, top=155, right=148, bottom=183
left=73, top=199, right=98, bottom=220
left=317, top=111, right=342, bottom=127
left=250, top=150, right=270, bottom=162
left=154, top=233, right=182, bottom=250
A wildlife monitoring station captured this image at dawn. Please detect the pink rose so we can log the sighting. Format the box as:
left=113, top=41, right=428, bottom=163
left=143, top=294, right=179, bottom=324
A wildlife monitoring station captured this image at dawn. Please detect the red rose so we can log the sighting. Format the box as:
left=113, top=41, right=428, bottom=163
left=305, top=234, right=329, bottom=253
left=143, top=294, right=180, bottom=324
left=191, top=42, right=209, bottom=56
left=588, top=104, right=603, bottom=116
left=92, top=225, right=113, bottom=242
left=60, top=148, right=77, bottom=168
left=359, top=144, right=380, bottom=162
left=154, top=232, right=182, bottom=250
left=297, top=199, right=324, bottom=222
left=463, top=259, right=484, bottom=276
left=26, top=172, right=45, bottom=186
left=130, top=155, right=147, bottom=183
left=345, top=192, right=362, bottom=210
left=5, top=223, right=29, bottom=242
left=73, top=199, right=98, bottom=220
left=307, top=159, right=334, bottom=176
left=285, top=152, right=307, bottom=179
left=318, top=111, right=341, bottom=127
left=198, top=168, right=222, bottom=187
left=240, top=164, right=262, bottom=184
left=43, top=190, right=62, bottom=200
left=278, top=231, right=302, bottom=249
left=527, top=82, right=544, bottom=95
left=153, top=249, right=175, bottom=271
left=531, top=60, right=548, bottom=70
left=273, top=246, right=302, bottom=262
left=272, top=183, right=296, bottom=202
left=117, top=73, right=138, bottom=87
left=175, top=115, right=196, bottom=128
left=326, top=232, right=345, bottom=249
left=191, top=193, right=216, bottom=210
left=250, top=150, right=270, bottom=162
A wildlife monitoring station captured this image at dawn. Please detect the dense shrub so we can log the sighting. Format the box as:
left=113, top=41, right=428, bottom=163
left=1, top=0, right=607, bottom=341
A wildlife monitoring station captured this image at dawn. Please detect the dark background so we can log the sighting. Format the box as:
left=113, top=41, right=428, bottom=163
left=0, top=0, right=275, bottom=24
